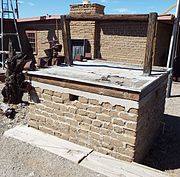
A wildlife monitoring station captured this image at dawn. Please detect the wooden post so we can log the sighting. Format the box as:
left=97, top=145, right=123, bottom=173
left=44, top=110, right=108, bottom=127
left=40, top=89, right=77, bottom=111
left=61, top=15, right=73, bottom=66
left=143, top=13, right=157, bottom=76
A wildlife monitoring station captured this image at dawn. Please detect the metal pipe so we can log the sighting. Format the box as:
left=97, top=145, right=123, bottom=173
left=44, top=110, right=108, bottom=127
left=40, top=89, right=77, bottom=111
left=166, top=0, right=180, bottom=97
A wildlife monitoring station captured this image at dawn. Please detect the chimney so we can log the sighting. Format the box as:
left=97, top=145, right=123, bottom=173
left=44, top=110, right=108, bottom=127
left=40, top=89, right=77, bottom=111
left=70, top=2, right=105, bottom=15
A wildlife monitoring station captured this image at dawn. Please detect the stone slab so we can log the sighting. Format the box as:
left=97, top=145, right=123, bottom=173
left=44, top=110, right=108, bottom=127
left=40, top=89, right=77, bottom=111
left=4, top=125, right=93, bottom=164
left=80, top=151, right=170, bottom=177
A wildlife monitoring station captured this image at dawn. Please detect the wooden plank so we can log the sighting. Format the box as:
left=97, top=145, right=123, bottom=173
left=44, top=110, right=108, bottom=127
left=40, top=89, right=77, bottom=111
left=143, top=13, right=158, bottom=76
left=80, top=151, right=169, bottom=177
left=67, top=14, right=149, bottom=22
left=61, top=15, right=73, bottom=66
left=27, top=74, right=140, bottom=101
left=4, top=125, right=93, bottom=164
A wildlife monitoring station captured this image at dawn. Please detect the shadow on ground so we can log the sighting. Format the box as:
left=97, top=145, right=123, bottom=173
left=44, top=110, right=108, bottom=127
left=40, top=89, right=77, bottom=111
left=143, top=114, right=180, bottom=171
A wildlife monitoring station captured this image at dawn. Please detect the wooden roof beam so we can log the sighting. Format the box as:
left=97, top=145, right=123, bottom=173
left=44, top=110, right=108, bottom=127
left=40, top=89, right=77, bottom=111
left=66, top=14, right=149, bottom=22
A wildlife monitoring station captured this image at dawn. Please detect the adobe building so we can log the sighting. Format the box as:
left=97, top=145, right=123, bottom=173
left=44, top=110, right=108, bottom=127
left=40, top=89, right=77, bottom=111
left=16, top=3, right=174, bottom=67
left=9, top=2, right=170, bottom=163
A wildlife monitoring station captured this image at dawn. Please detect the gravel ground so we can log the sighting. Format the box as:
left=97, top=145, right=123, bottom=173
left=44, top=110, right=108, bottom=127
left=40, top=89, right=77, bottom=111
left=0, top=83, right=106, bottom=177
left=0, top=83, right=29, bottom=136
left=0, top=137, right=105, bottom=177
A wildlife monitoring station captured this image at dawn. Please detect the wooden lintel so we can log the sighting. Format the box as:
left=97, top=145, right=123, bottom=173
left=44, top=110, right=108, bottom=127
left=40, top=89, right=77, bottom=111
left=143, top=13, right=158, bottom=76
left=61, top=15, right=73, bottom=66
left=27, top=74, right=140, bottom=101
left=66, top=14, right=149, bottom=22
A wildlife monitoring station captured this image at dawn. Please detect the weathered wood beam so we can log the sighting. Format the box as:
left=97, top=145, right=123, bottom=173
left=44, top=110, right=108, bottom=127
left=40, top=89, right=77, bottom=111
left=27, top=74, right=140, bottom=101
left=66, top=14, right=149, bottom=22
left=61, top=15, right=73, bottom=66
left=143, top=13, right=158, bottom=76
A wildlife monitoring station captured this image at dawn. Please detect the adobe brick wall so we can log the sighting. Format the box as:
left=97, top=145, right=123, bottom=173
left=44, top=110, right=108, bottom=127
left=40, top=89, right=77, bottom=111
left=70, top=21, right=96, bottom=58
left=28, top=86, right=138, bottom=162
left=18, top=22, right=64, bottom=60
left=21, top=20, right=147, bottom=65
left=98, top=21, right=148, bottom=64
left=27, top=73, right=168, bottom=162
left=36, top=30, right=64, bottom=59
left=134, top=76, right=168, bottom=162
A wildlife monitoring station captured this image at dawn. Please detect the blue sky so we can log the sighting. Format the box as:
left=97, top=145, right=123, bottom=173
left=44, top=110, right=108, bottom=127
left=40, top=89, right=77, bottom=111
left=18, top=0, right=177, bottom=18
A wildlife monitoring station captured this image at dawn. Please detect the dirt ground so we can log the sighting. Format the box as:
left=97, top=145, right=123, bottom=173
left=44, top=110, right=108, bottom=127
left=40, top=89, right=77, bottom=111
left=0, top=83, right=105, bottom=177
left=0, top=82, right=180, bottom=176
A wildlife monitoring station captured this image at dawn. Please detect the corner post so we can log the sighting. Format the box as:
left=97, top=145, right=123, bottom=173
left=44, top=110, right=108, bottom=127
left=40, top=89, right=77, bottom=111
left=143, top=13, right=157, bottom=76
left=61, top=15, right=73, bottom=66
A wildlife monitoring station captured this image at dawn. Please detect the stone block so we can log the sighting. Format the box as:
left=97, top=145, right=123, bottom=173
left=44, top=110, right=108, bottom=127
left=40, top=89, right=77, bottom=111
left=126, top=122, right=137, bottom=130
left=90, top=132, right=101, bottom=140
left=76, top=102, right=88, bottom=109
left=68, top=106, right=77, bottom=114
left=87, top=111, right=96, bottom=119
left=77, top=109, right=88, bottom=116
left=92, top=120, right=102, bottom=127
left=112, top=118, right=125, bottom=126
left=78, top=96, right=88, bottom=104
left=28, top=120, right=39, bottom=129
left=39, top=126, right=54, bottom=135
left=115, top=105, right=125, bottom=112
left=114, top=126, right=124, bottom=134
left=52, top=96, right=63, bottom=103
left=42, top=94, right=52, bottom=101
left=88, top=105, right=102, bottom=113
left=102, top=102, right=113, bottom=109
left=97, top=113, right=111, bottom=122
left=120, top=112, right=138, bottom=122
left=79, top=122, right=91, bottom=130
left=53, top=91, right=62, bottom=97
left=43, top=89, right=54, bottom=96
left=89, top=99, right=99, bottom=105
left=60, top=93, right=68, bottom=101
left=90, top=126, right=100, bottom=133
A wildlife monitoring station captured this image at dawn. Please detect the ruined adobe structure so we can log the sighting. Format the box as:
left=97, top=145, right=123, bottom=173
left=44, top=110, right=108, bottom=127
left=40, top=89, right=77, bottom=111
left=16, top=3, right=170, bottom=162
left=27, top=62, right=168, bottom=162
left=17, top=3, right=173, bottom=66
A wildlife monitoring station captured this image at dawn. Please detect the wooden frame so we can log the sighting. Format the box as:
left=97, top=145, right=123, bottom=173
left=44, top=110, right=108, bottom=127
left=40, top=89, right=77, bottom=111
left=26, top=30, right=38, bottom=55
left=59, top=13, right=157, bottom=71
left=143, top=13, right=158, bottom=76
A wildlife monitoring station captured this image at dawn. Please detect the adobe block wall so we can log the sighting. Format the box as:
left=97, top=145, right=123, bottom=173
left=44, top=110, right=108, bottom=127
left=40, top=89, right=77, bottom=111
left=36, top=30, right=64, bottom=59
left=98, top=21, right=148, bottom=64
left=18, top=21, right=63, bottom=61
left=70, top=21, right=96, bottom=58
left=28, top=86, right=138, bottom=162
left=18, top=19, right=148, bottom=65
left=134, top=75, right=168, bottom=162
left=27, top=73, right=167, bottom=162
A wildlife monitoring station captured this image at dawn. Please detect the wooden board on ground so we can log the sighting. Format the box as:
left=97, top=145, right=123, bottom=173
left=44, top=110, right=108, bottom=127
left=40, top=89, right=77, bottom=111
left=4, top=125, right=93, bottom=163
left=80, top=151, right=170, bottom=177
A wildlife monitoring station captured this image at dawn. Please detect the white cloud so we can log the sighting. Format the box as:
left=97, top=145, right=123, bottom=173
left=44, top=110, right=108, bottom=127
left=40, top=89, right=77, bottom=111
left=28, top=2, right=35, bottom=6
left=114, top=8, right=129, bottom=13
left=113, top=8, right=136, bottom=14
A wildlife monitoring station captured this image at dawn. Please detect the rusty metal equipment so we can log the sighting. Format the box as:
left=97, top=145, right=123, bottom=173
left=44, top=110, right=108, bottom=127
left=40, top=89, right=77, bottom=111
left=37, top=43, right=64, bottom=68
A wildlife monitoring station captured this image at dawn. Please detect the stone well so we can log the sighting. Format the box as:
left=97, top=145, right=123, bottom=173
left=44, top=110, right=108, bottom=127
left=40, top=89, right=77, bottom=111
left=26, top=60, right=168, bottom=162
